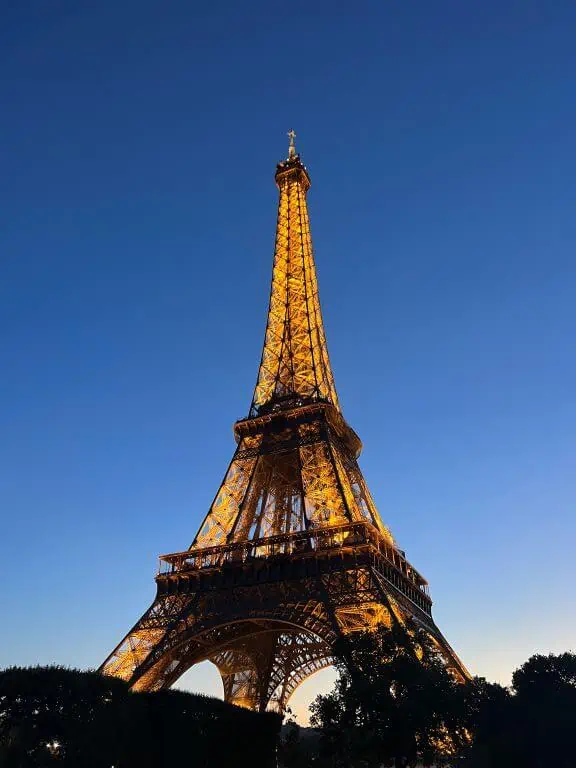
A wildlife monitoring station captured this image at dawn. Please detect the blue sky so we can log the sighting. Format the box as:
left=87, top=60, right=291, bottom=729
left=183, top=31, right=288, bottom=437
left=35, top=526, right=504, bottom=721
left=1, top=0, right=575, bottom=722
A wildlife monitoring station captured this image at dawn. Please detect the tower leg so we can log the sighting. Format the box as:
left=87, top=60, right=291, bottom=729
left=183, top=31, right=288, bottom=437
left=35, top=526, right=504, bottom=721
left=101, top=554, right=468, bottom=707
left=211, top=630, right=333, bottom=712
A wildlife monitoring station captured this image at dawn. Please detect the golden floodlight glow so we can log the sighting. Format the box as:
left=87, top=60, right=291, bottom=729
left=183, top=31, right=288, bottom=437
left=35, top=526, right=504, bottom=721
left=100, top=136, right=468, bottom=711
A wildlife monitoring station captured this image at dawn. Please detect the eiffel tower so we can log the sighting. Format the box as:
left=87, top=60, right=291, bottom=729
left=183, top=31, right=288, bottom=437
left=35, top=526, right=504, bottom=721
left=100, top=133, right=468, bottom=711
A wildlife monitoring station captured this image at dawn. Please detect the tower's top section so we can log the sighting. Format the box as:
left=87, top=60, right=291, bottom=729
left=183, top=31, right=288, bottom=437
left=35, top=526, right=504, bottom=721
left=273, top=129, right=311, bottom=193
left=250, top=134, right=340, bottom=416
left=287, top=128, right=297, bottom=159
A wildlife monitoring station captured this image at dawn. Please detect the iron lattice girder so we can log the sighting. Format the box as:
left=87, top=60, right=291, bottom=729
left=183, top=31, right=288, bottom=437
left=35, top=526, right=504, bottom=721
left=159, top=523, right=431, bottom=616
left=101, top=543, right=468, bottom=708
left=192, top=402, right=395, bottom=549
left=211, top=632, right=334, bottom=711
left=251, top=157, right=338, bottom=414
left=100, top=146, right=469, bottom=710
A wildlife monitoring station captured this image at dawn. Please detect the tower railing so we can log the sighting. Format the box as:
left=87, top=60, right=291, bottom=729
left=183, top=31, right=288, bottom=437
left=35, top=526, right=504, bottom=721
left=157, top=521, right=430, bottom=598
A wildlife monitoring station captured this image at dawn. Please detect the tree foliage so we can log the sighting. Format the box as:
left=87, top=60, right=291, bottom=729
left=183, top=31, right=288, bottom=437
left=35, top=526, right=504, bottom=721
left=464, top=652, right=576, bottom=768
left=309, top=621, right=470, bottom=767
left=306, top=630, right=576, bottom=768
left=278, top=719, right=311, bottom=768
left=0, top=665, right=280, bottom=768
left=4, top=649, right=576, bottom=768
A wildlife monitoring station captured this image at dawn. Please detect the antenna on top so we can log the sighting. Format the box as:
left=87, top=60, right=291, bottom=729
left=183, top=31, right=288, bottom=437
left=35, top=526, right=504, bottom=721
left=287, top=129, right=297, bottom=159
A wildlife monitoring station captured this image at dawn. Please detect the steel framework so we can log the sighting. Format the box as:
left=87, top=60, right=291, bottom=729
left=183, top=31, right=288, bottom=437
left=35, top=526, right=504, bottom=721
left=100, top=136, right=468, bottom=711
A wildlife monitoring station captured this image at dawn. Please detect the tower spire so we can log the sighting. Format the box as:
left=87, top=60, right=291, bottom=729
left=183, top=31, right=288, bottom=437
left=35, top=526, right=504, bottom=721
left=287, top=128, right=297, bottom=159
left=250, top=136, right=339, bottom=416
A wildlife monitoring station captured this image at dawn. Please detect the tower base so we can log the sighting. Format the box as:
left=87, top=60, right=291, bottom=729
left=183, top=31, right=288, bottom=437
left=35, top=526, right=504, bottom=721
left=101, top=523, right=467, bottom=711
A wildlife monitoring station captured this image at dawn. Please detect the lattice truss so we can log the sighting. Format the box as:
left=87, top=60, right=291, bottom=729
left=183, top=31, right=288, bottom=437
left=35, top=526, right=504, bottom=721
left=251, top=157, right=338, bottom=414
left=212, top=632, right=335, bottom=712
left=193, top=421, right=394, bottom=548
left=192, top=154, right=394, bottom=549
left=100, top=559, right=466, bottom=712
left=100, top=569, right=415, bottom=708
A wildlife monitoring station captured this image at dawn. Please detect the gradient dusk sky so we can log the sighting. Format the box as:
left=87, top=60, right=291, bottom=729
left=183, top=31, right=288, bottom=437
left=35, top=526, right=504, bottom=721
left=1, top=0, right=575, bottom=722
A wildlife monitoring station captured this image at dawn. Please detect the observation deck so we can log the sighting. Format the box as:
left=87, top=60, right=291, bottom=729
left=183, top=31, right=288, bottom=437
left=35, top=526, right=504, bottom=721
left=156, top=521, right=432, bottom=616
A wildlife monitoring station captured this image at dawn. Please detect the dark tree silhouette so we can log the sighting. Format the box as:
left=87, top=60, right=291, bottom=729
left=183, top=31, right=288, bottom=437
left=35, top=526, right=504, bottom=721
left=0, top=666, right=128, bottom=767
left=460, top=676, right=513, bottom=766
left=6, top=652, right=575, bottom=767
left=0, top=665, right=281, bottom=768
left=309, top=622, right=471, bottom=767
left=278, top=720, right=307, bottom=768
left=464, top=652, right=576, bottom=768
left=512, top=652, right=576, bottom=768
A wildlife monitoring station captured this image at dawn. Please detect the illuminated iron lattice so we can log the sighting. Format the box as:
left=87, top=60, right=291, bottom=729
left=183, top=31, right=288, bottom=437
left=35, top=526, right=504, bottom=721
left=100, top=137, right=468, bottom=711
